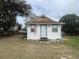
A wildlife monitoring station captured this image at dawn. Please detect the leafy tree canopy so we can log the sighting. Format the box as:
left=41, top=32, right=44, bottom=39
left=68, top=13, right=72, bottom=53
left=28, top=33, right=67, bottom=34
left=59, top=14, right=79, bottom=35
left=0, top=0, right=31, bottom=36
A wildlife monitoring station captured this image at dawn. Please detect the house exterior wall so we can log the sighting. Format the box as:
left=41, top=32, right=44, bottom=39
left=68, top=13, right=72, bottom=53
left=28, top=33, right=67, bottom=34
left=27, top=25, right=40, bottom=40
left=47, top=25, right=62, bottom=40
left=27, top=24, right=62, bottom=40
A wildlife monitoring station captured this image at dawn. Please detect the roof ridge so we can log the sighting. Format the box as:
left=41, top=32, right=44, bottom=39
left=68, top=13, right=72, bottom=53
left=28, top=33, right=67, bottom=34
left=27, top=16, right=60, bottom=24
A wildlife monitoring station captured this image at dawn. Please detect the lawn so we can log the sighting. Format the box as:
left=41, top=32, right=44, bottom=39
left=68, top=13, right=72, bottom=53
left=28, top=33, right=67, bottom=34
left=64, top=36, right=79, bottom=49
left=64, top=36, right=79, bottom=58
left=0, top=35, right=78, bottom=59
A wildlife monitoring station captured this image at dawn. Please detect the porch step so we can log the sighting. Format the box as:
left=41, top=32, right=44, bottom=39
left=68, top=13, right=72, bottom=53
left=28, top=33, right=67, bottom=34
left=40, top=39, right=48, bottom=41
left=39, top=39, right=64, bottom=43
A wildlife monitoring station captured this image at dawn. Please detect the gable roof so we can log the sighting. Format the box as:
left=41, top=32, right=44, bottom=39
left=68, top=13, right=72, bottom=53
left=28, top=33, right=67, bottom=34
left=27, top=16, right=61, bottom=24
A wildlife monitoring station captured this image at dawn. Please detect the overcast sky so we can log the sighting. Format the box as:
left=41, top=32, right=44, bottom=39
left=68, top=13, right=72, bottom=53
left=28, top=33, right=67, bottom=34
left=27, top=0, right=79, bottom=20
left=17, top=0, right=79, bottom=28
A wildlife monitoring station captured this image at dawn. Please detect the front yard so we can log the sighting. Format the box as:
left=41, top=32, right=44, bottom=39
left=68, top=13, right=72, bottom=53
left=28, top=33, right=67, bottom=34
left=0, top=35, right=79, bottom=59
left=64, top=36, right=79, bottom=59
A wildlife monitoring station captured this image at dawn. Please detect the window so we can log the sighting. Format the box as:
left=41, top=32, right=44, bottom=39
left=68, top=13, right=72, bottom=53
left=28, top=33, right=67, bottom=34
left=52, top=28, right=58, bottom=32
left=52, top=25, right=58, bottom=32
left=31, top=28, right=35, bottom=32
left=31, top=25, right=36, bottom=32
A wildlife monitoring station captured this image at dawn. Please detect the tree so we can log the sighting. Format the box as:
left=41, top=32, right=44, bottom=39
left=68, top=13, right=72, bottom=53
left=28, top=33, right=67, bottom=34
left=59, top=14, right=79, bottom=35
left=0, top=0, right=31, bottom=36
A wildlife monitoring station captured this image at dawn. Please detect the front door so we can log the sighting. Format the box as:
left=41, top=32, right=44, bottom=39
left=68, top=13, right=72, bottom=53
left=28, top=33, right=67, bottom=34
left=40, top=25, right=47, bottom=38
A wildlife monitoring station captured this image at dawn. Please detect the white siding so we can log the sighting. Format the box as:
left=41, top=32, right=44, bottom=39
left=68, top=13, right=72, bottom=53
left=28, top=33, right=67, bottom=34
left=47, top=25, right=62, bottom=40
left=27, top=24, right=62, bottom=40
left=27, top=25, right=40, bottom=40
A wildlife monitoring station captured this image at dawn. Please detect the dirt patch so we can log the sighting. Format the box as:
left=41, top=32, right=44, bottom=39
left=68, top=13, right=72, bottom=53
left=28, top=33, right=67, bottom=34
left=0, top=35, right=76, bottom=59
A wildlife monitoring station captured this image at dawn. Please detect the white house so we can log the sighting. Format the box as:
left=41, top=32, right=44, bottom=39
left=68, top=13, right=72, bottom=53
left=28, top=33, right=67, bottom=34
left=26, top=16, right=62, bottom=41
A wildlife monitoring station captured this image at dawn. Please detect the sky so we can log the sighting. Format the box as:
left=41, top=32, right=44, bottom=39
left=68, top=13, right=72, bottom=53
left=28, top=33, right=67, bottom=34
left=17, top=0, right=79, bottom=28
left=26, top=0, right=79, bottom=20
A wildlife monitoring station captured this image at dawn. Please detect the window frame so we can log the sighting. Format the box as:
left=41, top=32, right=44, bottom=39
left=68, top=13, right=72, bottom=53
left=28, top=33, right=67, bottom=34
left=52, top=25, right=58, bottom=32
left=30, top=25, right=36, bottom=33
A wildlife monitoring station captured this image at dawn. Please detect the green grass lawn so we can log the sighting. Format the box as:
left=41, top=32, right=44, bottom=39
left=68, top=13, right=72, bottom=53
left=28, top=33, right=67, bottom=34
left=64, top=36, right=79, bottom=58
left=65, top=36, right=79, bottom=49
